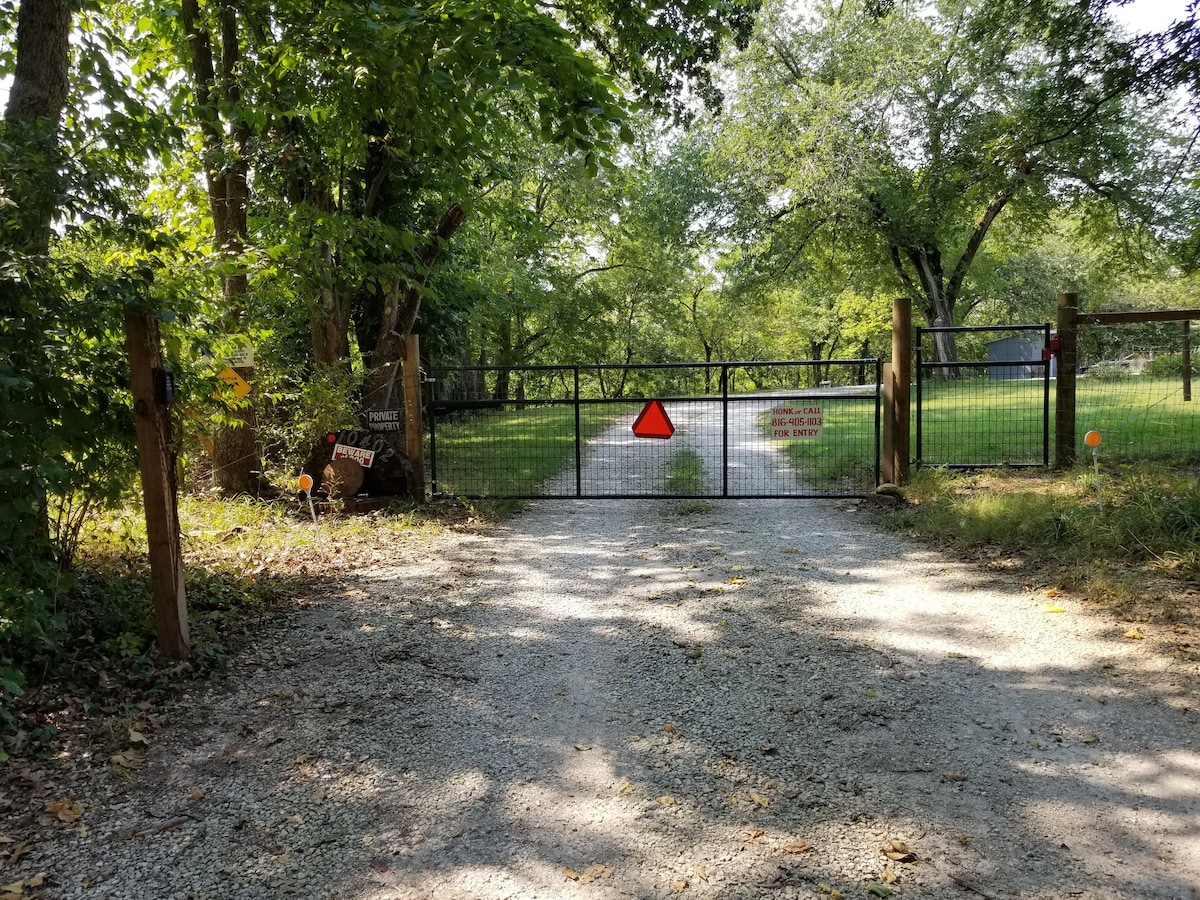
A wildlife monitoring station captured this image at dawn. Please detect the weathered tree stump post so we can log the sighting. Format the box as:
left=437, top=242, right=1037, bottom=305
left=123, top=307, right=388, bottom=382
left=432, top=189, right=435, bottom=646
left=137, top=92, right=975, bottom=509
left=124, top=310, right=189, bottom=659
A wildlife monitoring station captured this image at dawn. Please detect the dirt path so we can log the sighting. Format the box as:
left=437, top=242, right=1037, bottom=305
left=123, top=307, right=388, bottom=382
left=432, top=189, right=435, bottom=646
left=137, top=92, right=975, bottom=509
left=18, top=496, right=1200, bottom=900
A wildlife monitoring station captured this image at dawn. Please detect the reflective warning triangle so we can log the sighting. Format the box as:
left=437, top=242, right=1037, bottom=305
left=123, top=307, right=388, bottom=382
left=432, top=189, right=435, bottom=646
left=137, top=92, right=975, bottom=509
left=632, top=400, right=675, bottom=439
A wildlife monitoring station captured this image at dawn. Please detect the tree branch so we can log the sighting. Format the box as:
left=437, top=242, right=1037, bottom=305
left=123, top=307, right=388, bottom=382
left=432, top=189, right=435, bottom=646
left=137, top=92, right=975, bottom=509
left=946, top=188, right=1012, bottom=304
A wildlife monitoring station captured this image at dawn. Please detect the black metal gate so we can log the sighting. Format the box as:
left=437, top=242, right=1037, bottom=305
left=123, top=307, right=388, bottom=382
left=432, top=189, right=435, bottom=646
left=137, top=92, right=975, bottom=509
left=916, top=324, right=1051, bottom=468
left=427, top=359, right=882, bottom=499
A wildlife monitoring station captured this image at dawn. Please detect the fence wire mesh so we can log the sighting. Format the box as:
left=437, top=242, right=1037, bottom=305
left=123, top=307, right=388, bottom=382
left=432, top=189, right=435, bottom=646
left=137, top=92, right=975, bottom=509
left=427, top=361, right=880, bottom=499
left=1075, top=322, right=1198, bottom=462
left=916, top=325, right=1051, bottom=468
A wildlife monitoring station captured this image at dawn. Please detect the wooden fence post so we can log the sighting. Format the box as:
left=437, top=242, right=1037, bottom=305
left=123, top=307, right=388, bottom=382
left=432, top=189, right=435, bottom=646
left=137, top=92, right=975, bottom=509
left=401, top=333, right=425, bottom=502
left=124, top=310, right=189, bottom=659
left=882, top=362, right=895, bottom=485
left=1055, top=292, right=1079, bottom=468
left=890, top=296, right=912, bottom=485
left=1183, top=321, right=1192, bottom=402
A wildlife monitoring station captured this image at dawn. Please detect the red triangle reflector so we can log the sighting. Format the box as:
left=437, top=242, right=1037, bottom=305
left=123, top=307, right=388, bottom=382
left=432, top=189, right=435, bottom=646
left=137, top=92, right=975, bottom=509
left=632, top=400, right=675, bottom=439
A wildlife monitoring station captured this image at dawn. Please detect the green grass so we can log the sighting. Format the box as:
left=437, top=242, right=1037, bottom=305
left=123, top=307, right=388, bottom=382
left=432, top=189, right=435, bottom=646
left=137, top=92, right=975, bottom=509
left=761, top=398, right=880, bottom=491
left=431, top=403, right=625, bottom=497
left=665, top=448, right=706, bottom=495
left=918, top=375, right=1198, bottom=467
left=885, top=464, right=1200, bottom=621
left=1074, top=376, right=1200, bottom=462
left=918, top=376, right=1049, bottom=465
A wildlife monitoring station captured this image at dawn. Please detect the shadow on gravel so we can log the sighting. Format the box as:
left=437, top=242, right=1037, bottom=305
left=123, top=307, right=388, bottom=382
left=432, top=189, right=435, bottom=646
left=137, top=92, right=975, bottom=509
left=189, top=502, right=1197, bottom=899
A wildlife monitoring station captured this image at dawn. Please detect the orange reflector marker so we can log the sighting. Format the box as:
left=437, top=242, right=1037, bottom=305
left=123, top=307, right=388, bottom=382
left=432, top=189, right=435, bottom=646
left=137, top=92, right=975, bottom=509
left=1084, top=430, right=1102, bottom=448
left=632, top=400, right=675, bottom=439
left=298, top=473, right=314, bottom=494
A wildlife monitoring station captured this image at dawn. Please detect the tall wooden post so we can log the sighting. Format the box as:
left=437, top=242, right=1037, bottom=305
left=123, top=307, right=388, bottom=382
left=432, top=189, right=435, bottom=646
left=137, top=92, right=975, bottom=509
left=124, top=310, right=189, bottom=659
left=1183, top=321, right=1192, bottom=402
left=401, top=334, right=425, bottom=502
left=1055, top=293, right=1079, bottom=468
left=890, top=297, right=912, bottom=485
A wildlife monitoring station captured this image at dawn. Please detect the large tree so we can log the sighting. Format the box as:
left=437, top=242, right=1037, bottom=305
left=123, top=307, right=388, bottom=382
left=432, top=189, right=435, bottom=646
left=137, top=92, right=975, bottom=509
left=720, top=0, right=1194, bottom=362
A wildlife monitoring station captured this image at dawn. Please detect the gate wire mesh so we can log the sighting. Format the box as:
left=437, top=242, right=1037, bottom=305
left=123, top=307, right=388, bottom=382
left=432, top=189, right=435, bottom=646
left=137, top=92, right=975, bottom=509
left=1075, top=321, right=1199, bottom=462
left=426, top=360, right=881, bottom=499
left=916, top=324, right=1051, bottom=468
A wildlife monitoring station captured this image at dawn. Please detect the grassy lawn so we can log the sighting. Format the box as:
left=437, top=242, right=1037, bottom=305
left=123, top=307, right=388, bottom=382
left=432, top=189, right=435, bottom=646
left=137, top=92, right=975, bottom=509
left=917, top=375, right=1050, bottom=465
left=430, top=402, right=625, bottom=497
left=1075, top=376, right=1200, bottom=462
left=762, top=397, right=880, bottom=491
left=917, top=375, right=1197, bottom=466
left=884, top=464, right=1200, bottom=623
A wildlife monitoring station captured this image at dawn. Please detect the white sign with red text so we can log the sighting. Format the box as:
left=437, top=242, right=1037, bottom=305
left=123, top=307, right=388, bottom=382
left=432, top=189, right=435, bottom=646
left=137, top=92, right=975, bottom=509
left=332, top=443, right=376, bottom=468
left=770, top=405, right=823, bottom=440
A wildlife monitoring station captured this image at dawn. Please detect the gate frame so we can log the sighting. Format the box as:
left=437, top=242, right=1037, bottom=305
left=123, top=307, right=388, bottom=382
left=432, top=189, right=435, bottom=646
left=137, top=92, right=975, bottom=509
left=426, top=359, right=883, bottom=500
left=914, top=322, right=1052, bottom=469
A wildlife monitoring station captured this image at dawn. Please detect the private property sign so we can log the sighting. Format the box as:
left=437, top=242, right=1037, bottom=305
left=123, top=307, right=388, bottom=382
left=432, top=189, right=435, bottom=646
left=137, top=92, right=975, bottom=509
left=366, top=408, right=404, bottom=432
left=770, top=405, right=823, bottom=440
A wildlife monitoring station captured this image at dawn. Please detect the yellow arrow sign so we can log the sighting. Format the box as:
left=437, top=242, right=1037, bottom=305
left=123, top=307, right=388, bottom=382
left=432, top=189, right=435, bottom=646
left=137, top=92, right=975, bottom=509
left=215, top=366, right=251, bottom=399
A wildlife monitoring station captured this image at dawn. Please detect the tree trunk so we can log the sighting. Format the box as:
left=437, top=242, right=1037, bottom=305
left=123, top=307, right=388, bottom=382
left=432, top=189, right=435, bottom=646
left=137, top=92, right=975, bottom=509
left=181, top=1, right=262, bottom=494
left=0, top=0, right=72, bottom=557
left=363, top=204, right=466, bottom=411
left=3, top=0, right=71, bottom=259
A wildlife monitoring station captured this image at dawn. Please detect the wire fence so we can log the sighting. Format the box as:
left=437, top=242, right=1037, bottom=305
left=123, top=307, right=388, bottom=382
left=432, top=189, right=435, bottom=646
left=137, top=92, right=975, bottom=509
left=915, top=325, right=1052, bottom=467
left=1075, top=321, right=1198, bottom=462
left=426, top=361, right=881, bottom=499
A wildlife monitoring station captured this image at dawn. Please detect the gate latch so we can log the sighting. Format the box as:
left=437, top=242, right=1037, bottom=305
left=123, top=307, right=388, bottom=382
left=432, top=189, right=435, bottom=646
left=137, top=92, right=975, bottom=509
left=1042, top=336, right=1061, bottom=361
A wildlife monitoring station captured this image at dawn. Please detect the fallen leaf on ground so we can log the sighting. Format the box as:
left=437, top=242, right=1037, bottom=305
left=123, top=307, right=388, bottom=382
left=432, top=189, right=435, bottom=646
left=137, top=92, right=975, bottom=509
left=881, top=841, right=916, bottom=862
left=725, top=577, right=746, bottom=585
left=579, top=864, right=612, bottom=884
left=867, top=882, right=894, bottom=898
left=190, top=789, right=205, bottom=801
left=782, top=840, right=813, bottom=854
left=370, top=859, right=389, bottom=873
left=109, top=750, right=142, bottom=769
left=618, top=782, right=636, bottom=796
left=1124, top=627, right=1144, bottom=640
left=563, top=867, right=580, bottom=881
left=946, top=652, right=968, bottom=659
left=44, top=798, right=82, bottom=823
left=573, top=744, right=593, bottom=751
left=694, top=864, right=708, bottom=881
left=745, top=828, right=765, bottom=840
left=882, top=865, right=898, bottom=884
left=7, top=842, right=31, bottom=864
left=1046, top=604, right=1067, bottom=613
left=657, top=795, right=676, bottom=805
left=942, top=772, right=967, bottom=783
left=749, top=792, right=769, bottom=808
left=671, top=877, right=689, bottom=893
left=128, top=729, right=151, bottom=745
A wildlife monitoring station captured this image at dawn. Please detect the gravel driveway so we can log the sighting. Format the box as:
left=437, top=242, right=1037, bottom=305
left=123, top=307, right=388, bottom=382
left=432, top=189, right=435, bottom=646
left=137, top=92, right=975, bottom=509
left=20, top=490, right=1200, bottom=900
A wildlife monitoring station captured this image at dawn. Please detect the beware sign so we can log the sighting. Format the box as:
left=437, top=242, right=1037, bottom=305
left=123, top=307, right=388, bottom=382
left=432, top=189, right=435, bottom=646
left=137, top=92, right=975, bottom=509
left=632, top=400, right=675, bottom=439
left=332, top=443, right=376, bottom=468
left=770, top=405, right=823, bottom=440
